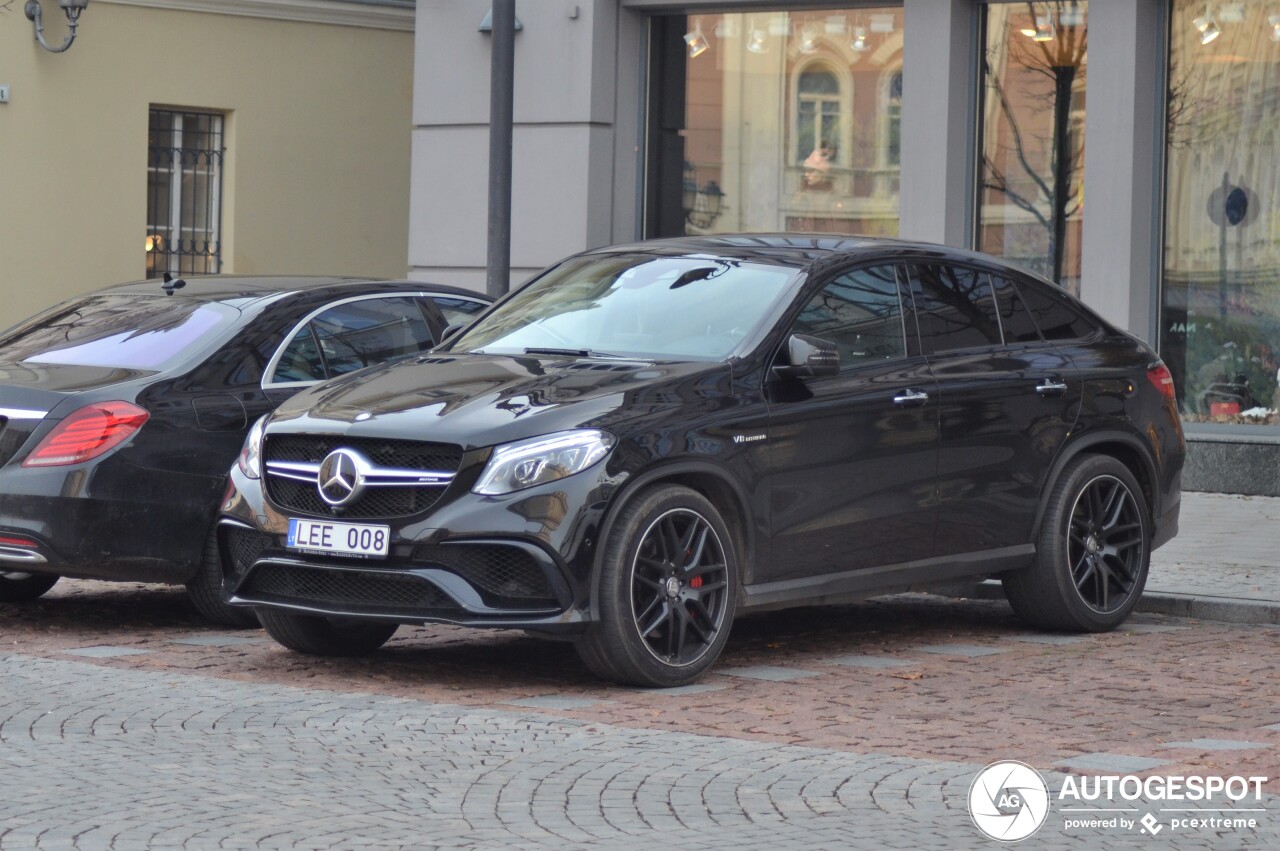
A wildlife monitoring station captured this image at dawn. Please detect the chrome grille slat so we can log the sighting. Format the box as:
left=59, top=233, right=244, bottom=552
left=263, top=434, right=464, bottom=519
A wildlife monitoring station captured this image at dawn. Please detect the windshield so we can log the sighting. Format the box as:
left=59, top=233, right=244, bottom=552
left=0, top=294, right=241, bottom=371
left=451, top=253, right=798, bottom=361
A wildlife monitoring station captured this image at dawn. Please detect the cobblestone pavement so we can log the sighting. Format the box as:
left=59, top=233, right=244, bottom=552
left=2, top=583, right=1279, bottom=848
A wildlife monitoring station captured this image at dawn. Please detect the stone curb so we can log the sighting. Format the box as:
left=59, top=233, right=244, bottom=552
left=1136, top=592, right=1280, bottom=625
left=923, top=581, right=1280, bottom=627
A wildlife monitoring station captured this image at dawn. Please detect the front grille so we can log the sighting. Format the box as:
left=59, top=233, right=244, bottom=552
left=412, top=543, right=556, bottom=608
left=223, top=527, right=276, bottom=578
left=263, top=435, right=463, bottom=519
left=243, top=563, right=457, bottom=614
left=267, top=435, right=463, bottom=472
left=267, top=476, right=431, bottom=519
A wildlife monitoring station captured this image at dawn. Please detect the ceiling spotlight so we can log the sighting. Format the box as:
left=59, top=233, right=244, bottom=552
left=1269, top=14, right=1280, bottom=42
left=684, top=19, right=709, bottom=58
left=747, top=27, right=768, bottom=54
left=1193, top=7, right=1221, bottom=44
left=851, top=26, right=869, bottom=52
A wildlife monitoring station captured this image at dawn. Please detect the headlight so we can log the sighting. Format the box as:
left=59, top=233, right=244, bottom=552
left=473, top=429, right=614, bottom=495
left=236, top=415, right=268, bottom=480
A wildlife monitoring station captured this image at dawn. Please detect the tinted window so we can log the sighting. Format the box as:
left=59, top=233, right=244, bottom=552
left=272, top=326, right=325, bottom=383
left=989, top=274, right=1044, bottom=344
left=312, top=297, right=435, bottom=377
left=1015, top=279, right=1097, bottom=340
left=793, top=265, right=905, bottom=367
left=0, top=294, right=239, bottom=371
left=431, top=296, right=487, bottom=326
left=269, top=297, right=435, bottom=384
left=909, top=264, right=1003, bottom=353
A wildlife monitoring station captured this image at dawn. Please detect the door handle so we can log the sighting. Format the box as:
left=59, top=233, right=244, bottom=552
left=1036, top=377, right=1069, bottom=396
left=893, top=389, right=930, bottom=407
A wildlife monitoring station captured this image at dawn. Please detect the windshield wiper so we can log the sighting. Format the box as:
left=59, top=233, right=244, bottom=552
left=522, top=347, right=631, bottom=360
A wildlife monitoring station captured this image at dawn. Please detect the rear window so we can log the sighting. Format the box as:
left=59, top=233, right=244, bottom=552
left=908, top=264, right=1003, bottom=353
left=1013, top=279, right=1098, bottom=341
left=0, top=294, right=239, bottom=371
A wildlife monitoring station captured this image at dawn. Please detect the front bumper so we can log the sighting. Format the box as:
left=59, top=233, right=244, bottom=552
left=218, top=459, right=616, bottom=633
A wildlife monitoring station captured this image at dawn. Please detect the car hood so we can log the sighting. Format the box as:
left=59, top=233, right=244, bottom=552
left=0, top=361, right=152, bottom=415
left=267, top=353, right=732, bottom=449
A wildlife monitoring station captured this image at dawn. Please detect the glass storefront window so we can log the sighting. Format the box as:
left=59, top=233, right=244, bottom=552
left=669, top=8, right=904, bottom=238
left=977, top=2, right=1088, bottom=295
left=1162, top=0, right=1280, bottom=426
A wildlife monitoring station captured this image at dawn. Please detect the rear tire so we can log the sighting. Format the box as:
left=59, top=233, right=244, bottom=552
left=185, top=527, right=260, bottom=628
left=1004, top=454, right=1150, bottom=632
left=0, top=572, right=59, bottom=602
left=257, top=608, right=398, bottom=656
left=576, top=484, right=738, bottom=687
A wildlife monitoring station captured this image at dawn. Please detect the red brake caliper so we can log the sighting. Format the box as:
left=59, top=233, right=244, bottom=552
left=690, top=576, right=703, bottom=589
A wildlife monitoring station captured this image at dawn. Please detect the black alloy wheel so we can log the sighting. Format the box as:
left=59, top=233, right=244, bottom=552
left=576, top=484, right=738, bottom=687
left=0, top=571, right=59, bottom=603
left=1003, top=454, right=1150, bottom=632
left=1067, top=474, right=1146, bottom=614
left=630, top=507, right=731, bottom=667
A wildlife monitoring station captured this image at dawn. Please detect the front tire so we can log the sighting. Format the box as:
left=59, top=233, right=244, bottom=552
left=0, top=572, right=59, bottom=602
left=576, top=485, right=738, bottom=687
left=257, top=608, right=398, bottom=656
left=186, top=526, right=260, bottom=628
left=1004, top=454, right=1150, bottom=632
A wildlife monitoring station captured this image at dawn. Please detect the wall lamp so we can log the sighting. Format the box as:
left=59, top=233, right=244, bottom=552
left=683, top=161, right=725, bottom=230
left=1192, top=6, right=1221, bottom=44
left=24, top=0, right=89, bottom=53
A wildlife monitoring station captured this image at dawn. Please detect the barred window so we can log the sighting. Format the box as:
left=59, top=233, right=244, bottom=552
left=146, top=109, right=225, bottom=278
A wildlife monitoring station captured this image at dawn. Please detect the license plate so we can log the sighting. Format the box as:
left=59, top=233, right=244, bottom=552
left=287, top=518, right=390, bottom=559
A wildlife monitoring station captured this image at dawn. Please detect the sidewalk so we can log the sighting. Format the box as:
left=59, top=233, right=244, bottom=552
left=1141, top=491, right=1280, bottom=624
left=944, top=491, right=1280, bottom=626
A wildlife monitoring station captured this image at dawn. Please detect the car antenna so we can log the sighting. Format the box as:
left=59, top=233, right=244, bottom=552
left=161, top=272, right=187, bottom=296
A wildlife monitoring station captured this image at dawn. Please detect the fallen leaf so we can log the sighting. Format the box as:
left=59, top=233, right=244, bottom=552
left=892, top=671, right=924, bottom=680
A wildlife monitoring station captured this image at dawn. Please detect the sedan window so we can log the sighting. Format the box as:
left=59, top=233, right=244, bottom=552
left=793, top=265, right=906, bottom=368
left=272, top=326, right=326, bottom=383
left=268, top=297, right=436, bottom=385
left=430, top=296, right=488, bottom=327
left=0, top=294, right=239, bottom=371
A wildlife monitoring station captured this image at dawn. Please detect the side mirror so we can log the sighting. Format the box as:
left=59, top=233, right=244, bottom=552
left=775, top=334, right=840, bottom=379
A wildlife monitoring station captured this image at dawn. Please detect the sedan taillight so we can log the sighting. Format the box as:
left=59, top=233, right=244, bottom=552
left=22, top=402, right=150, bottom=467
left=1146, top=364, right=1176, bottom=400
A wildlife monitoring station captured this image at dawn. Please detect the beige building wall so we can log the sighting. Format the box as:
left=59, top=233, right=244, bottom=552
left=0, top=0, right=414, bottom=323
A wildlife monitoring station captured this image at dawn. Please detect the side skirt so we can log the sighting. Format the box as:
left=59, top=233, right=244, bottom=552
left=740, top=545, right=1035, bottom=610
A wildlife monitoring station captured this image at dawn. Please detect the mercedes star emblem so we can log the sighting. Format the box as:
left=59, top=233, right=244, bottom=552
left=317, top=448, right=367, bottom=506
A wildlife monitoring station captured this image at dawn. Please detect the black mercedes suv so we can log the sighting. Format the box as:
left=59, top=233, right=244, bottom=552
left=218, top=235, right=1184, bottom=687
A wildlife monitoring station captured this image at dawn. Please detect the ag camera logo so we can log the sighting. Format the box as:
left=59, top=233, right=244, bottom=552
left=969, top=760, right=1051, bottom=842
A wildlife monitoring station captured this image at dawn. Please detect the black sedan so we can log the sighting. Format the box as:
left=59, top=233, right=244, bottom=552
left=0, top=276, right=489, bottom=625
left=218, top=236, right=1185, bottom=685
